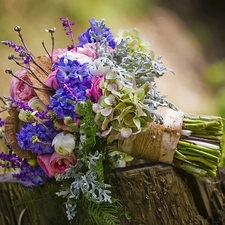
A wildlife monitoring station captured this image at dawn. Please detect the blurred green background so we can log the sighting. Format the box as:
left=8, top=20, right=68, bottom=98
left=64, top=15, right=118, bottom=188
left=0, top=0, right=225, bottom=161
left=1, top=0, right=225, bottom=116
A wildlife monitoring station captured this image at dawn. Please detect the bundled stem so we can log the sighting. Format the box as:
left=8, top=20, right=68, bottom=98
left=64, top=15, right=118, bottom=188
left=173, top=114, right=224, bottom=182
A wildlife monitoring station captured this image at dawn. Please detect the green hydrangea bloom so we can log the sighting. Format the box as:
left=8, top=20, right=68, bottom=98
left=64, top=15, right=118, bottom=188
left=116, top=28, right=151, bottom=54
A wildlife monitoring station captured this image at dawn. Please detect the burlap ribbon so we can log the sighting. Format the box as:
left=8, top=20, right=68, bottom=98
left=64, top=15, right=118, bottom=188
left=118, top=107, right=184, bottom=164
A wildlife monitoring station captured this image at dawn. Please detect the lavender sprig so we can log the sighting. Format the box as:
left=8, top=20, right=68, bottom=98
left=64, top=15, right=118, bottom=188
left=5, top=96, right=34, bottom=112
left=0, top=118, right=4, bottom=127
left=60, top=17, right=75, bottom=49
left=0, top=149, right=22, bottom=169
left=2, top=40, right=31, bottom=65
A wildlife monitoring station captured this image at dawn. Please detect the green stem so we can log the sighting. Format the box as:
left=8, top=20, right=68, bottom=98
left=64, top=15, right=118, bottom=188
left=179, top=163, right=207, bottom=176
left=178, top=148, right=220, bottom=162
left=178, top=140, right=221, bottom=154
left=184, top=155, right=217, bottom=170
left=183, top=120, right=222, bottom=130
left=174, top=113, right=224, bottom=180
left=178, top=146, right=221, bottom=157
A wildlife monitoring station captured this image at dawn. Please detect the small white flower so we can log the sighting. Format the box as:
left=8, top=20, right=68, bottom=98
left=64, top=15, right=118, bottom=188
left=52, top=132, right=76, bottom=155
left=18, top=109, right=36, bottom=122
left=28, top=96, right=46, bottom=112
left=18, top=109, right=29, bottom=122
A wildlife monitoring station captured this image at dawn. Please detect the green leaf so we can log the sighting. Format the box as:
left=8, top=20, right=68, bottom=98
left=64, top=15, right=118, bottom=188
left=133, top=117, right=141, bottom=130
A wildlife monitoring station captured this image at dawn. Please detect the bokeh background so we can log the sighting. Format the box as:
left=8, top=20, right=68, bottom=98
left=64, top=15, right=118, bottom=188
left=0, top=0, right=225, bottom=166
left=1, top=0, right=225, bottom=115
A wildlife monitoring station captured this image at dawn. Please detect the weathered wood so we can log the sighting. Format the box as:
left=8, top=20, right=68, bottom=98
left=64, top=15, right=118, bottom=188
left=110, top=163, right=208, bottom=225
left=177, top=167, right=225, bottom=224
left=0, top=163, right=224, bottom=225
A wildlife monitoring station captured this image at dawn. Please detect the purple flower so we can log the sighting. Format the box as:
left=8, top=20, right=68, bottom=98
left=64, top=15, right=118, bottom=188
left=0, top=145, right=47, bottom=187
left=54, top=57, right=92, bottom=88
left=6, top=96, right=34, bottom=112
left=60, top=18, right=75, bottom=35
left=16, top=121, right=58, bottom=155
left=2, top=40, right=31, bottom=65
left=0, top=144, right=21, bottom=169
left=13, top=161, right=48, bottom=187
left=77, top=18, right=115, bottom=49
left=49, top=89, right=77, bottom=120
left=60, top=17, right=75, bottom=48
left=48, top=56, right=92, bottom=119
left=0, top=118, right=5, bottom=127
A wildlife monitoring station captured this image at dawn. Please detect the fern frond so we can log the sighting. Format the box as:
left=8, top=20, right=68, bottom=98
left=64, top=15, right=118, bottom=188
left=76, top=195, right=121, bottom=225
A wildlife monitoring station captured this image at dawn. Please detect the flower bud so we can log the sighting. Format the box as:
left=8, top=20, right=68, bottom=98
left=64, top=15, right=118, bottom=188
left=28, top=159, right=37, bottom=166
left=14, top=26, right=21, bottom=32
left=8, top=54, right=14, bottom=60
left=75, top=101, right=87, bottom=116
left=28, top=96, right=46, bottom=111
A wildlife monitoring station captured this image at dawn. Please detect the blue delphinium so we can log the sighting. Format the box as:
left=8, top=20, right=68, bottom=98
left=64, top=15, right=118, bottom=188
left=49, top=89, right=77, bottom=120
left=49, top=56, right=92, bottom=120
left=16, top=121, right=58, bottom=155
left=77, top=18, right=115, bottom=49
left=55, top=57, right=92, bottom=89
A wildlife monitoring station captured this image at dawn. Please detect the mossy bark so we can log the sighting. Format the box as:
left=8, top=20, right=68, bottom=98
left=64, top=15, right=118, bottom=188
left=0, top=163, right=225, bottom=225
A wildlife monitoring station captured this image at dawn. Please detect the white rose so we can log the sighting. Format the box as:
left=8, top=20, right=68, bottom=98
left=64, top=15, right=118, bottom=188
left=89, top=57, right=113, bottom=76
left=52, top=132, right=76, bottom=155
left=61, top=51, right=93, bottom=64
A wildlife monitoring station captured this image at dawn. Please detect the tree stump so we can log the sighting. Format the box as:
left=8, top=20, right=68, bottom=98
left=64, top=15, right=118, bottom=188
left=0, top=163, right=225, bottom=225
left=110, top=163, right=208, bottom=225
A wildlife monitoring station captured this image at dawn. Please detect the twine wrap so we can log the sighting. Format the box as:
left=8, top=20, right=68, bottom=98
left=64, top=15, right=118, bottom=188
left=119, top=107, right=184, bottom=164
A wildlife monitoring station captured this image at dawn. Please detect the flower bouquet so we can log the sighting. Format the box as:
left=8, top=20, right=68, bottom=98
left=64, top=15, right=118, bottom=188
left=0, top=18, right=224, bottom=224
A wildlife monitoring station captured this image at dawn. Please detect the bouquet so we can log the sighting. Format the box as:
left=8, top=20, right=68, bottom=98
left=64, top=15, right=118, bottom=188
left=0, top=17, right=224, bottom=224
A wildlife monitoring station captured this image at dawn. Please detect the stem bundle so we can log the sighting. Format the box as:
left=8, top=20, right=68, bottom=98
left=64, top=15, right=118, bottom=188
left=173, top=114, right=224, bottom=182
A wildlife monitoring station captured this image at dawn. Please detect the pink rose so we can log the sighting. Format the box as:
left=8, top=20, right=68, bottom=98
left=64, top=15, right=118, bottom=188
left=86, top=75, right=103, bottom=102
left=10, top=69, right=37, bottom=103
left=76, top=43, right=97, bottom=58
left=47, top=46, right=96, bottom=63
left=37, top=154, right=56, bottom=178
left=46, top=48, right=67, bottom=62
left=76, top=43, right=113, bottom=58
left=37, top=152, right=76, bottom=178
left=50, top=152, right=76, bottom=174
left=45, top=70, right=59, bottom=90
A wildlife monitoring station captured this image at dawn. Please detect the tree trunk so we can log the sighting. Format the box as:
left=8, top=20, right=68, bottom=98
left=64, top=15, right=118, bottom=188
left=0, top=163, right=225, bottom=225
